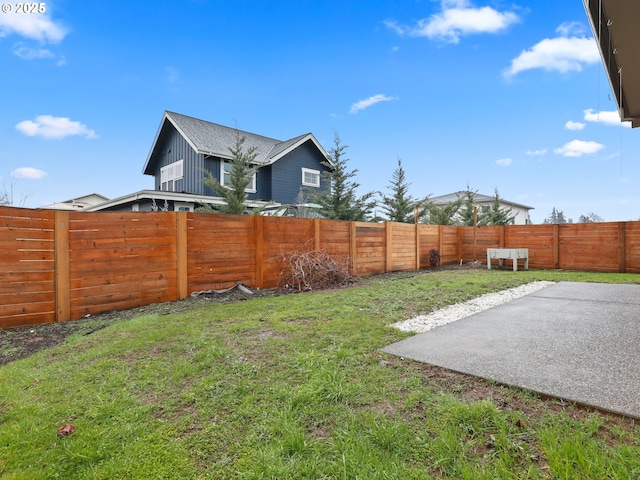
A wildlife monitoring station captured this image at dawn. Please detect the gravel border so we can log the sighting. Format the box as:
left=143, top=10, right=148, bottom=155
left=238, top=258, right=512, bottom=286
left=390, top=281, right=556, bottom=333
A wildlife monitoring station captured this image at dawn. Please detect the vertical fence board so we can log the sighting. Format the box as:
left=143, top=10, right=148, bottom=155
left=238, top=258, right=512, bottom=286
left=54, top=211, right=70, bottom=322
left=255, top=215, right=264, bottom=288
left=176, top=212, right=188, bottom=299
left=626, top=222, right=640, bottom=273
left=618, top=223, right=626, bottom=273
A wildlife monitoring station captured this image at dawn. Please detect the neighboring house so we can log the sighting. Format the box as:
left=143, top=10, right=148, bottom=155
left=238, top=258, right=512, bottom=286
left=41, top=193, right=110, bottom=211
left=90, top=111, right=332, bottom=213
left=430, top=191, right=534, bottom=225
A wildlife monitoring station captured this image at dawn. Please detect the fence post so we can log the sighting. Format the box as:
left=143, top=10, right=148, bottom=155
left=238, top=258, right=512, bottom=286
left=415, top=223, right=421, bottom=270
left=457, top=226, right=463, bottom=263
left=350, top=221, right=357, bottom=275
left=254, top=215, right=265, bottom=288
left=553, top=224, right=560, bottom=269
left=385, top=222, right=393, bottom=272
left=438, top=225, right=444, bottom=261
left=176, top=212, right=188, bottom=299
left=618, top=222, right=627, bottom=273
left=54, top=210, right=70, bottom=323
left=314, top=218, right=320, bottom=251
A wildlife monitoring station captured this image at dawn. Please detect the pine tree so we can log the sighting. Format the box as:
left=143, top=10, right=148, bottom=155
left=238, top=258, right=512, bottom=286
left=307, top=134, right=376, bottom=221
left=458, top=184, right=478, bottom=226
left=201, top=131, right=259, bottom=215
left=379, top=158, right=419, bottom=223
left=477, top=188, right=515, bottom=226
left=544, top=207, right=570, bottom=224
left=420, top=198, right=462, bottom=225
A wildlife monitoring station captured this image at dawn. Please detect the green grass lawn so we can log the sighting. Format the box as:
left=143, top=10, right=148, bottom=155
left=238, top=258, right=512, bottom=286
left=2, top=269, right=640, bottom=479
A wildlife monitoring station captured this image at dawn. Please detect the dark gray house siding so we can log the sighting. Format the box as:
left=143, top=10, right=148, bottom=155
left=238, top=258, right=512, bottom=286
left=153, top=127, right=195, bottom=193
left=270, top=140, right=327, bottom=204
left=142, top=111, right=332, bottom=208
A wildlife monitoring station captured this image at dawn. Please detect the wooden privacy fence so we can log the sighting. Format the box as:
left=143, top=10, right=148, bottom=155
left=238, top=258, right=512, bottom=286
left=1, top=205, right=639, bottom=328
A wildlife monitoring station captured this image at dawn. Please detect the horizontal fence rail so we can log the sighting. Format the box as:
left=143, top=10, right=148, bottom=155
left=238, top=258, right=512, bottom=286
left=1, top=205, right=638, bottom=328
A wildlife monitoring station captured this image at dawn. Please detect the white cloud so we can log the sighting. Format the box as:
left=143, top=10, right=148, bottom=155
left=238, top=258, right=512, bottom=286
left=556, top=21, right=586, bottom=37
left=496, top=158, right=512, bottom=166
left=349, top=94, right=396, bottom=114
left=16, top=115, right=98, bottom=140
left=526, top=148, right=547, bottom=156
left=0, top=7, right=67, bottom=43
left=583, top=109, right=631, bottom=127
left=12, top=42, right=66, bottom=65
left=11, top=167, right=47, bottom=179
left=554, top=139, right=604, bottom=157
left=385, top=0, right=519, bottom=44
left=504, top=33, right=599, bottom=77
left=565, top=120, right=585, bottom=131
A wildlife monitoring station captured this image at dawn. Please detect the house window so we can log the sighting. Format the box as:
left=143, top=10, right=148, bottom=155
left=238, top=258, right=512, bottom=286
left=221, top=160, right=256, bottom=192
left=160, top=159, right=184, bottom=192
left=175, top=202, right=193, bottom=212
left=302, top=168, right=320, bottom=187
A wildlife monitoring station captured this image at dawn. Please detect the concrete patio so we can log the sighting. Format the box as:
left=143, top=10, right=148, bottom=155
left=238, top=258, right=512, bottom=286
left=382, top=281, right=640, bottom=419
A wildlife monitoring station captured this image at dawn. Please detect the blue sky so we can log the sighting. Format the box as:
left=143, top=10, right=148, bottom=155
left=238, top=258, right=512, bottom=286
left=1, top=0, right=638, bottom=223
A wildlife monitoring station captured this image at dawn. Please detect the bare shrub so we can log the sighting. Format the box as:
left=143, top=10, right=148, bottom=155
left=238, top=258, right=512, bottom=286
left=279, top=248, right=356, bottom=291
left=429, top=248, right=441, bottom=269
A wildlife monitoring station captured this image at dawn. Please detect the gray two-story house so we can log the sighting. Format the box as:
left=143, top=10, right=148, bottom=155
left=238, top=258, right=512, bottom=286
left=89, top=111, right=332, bottom=212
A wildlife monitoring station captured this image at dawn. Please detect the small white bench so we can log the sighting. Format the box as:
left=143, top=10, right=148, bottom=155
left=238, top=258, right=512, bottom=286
left=487, top=248, right=529, bottom=271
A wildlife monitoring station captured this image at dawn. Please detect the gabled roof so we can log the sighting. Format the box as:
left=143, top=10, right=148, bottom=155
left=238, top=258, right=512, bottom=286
left=40, top=193, right=110, bottom=211
left=583, top=0, right=640, bottom=127
left=143, top=111, right=331, bottom=175
left=431, top=191, right=534, bottom=210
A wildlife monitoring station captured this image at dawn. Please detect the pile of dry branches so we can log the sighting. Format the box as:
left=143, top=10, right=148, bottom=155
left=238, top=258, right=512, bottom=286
left=279, top=249, right=355, bottom=291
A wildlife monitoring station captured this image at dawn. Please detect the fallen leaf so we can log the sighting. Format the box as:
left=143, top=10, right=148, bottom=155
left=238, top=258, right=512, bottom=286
left=57, top=424, right=75, bottom=437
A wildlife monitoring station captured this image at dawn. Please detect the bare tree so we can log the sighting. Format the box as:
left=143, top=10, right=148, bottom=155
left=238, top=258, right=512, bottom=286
left=578, top=212, right=604, bottom=223
left=0, top=177, right=33, bottom=207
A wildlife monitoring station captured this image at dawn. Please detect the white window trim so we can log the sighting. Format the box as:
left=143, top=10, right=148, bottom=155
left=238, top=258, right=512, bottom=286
left=160, top=159, right=184, bottom=192
left=302, top=167, right=320, bottom=188
left=221, top=160, right=257, bottom=193
left=174, top=202, right=193, bottom=212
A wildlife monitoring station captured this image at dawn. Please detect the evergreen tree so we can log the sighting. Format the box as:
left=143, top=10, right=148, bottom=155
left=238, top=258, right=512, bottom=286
left=379, top=158, right=420, bottom=223
left=201, top=131, right=260, bottom=215
left=477, top=188, right=515, bottom=226
left=420, top=198, right=462, bottom=225
left=458, top=184, right=478, bottom=226
left=544, top=207, right=571, bottom=224
left=307, top=134, right=376, bottom=221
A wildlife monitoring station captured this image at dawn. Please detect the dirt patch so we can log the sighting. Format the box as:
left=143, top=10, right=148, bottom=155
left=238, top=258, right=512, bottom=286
left=0, top=266, right=473, bottom=366
left=0, top=284, right=284, bottom=366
